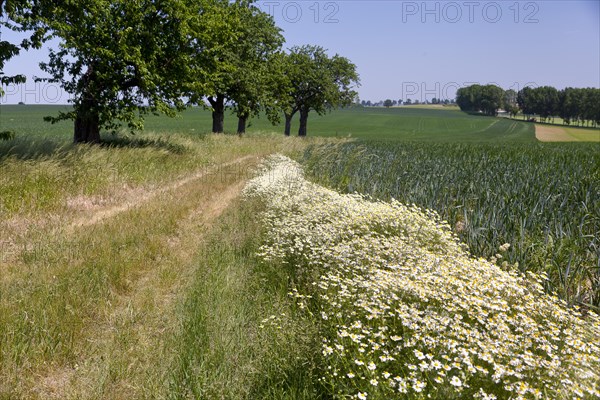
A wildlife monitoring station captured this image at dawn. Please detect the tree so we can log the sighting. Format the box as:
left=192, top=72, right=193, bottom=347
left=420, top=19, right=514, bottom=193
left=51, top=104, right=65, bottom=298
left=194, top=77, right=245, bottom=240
left=227, top=4, right=283, bottom=134
left=559, top=87, right=581, bottom=125
left=274, top=45, right=359, bottom=136
left=383, top=99, right=393, bottom=108
left=517, top=87, right=536, bottom=118
left=27, top=0, right=195, bottom=143
left=536, top=86, right=559, bottom=122
left=456, top=84, right=480, bottom=112
left=479, top=85, right=504, bottom=116
left=186, top=0, right=283, bottom=134
left=457, top=84, right=504, bottom=116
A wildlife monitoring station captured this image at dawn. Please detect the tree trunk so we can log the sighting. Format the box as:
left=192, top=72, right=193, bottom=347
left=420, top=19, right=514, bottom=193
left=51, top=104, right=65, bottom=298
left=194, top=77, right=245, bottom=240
left=73, top=66, right=101, bottom=144
left=74, top=111, right=100, bottom=143
left=284, top=112, right=293, bottom=136
left=209, top=94, right=225, bottom=133
left=298, top=108, right=309, bottom=137
left=237, top=114, right=248, bottom=135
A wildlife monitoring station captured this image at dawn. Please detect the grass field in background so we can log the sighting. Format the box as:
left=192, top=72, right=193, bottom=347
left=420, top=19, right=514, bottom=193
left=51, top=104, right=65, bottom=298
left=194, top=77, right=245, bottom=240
left=1, top=104, right=537, bottom=142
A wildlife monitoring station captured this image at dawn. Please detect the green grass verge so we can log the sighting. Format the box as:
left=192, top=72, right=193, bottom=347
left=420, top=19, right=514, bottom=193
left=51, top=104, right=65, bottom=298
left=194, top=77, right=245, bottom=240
left=168, top=199, right=324, bottom=399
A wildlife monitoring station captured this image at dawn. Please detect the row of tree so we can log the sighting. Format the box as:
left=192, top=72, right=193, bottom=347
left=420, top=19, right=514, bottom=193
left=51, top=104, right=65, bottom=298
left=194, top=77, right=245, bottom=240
left=518, top=87, right=600, bottom=126
left=1, top=0, right=360, bottom=142
left=457, top=84, right=600, bottom=126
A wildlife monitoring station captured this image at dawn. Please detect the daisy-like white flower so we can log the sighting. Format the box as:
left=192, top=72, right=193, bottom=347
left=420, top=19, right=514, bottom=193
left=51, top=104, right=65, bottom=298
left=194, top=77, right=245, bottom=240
left=450, top=376, right=462, bottom=388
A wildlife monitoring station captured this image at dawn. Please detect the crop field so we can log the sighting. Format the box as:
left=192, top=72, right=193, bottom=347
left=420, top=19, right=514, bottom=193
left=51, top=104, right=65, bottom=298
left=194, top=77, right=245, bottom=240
left=247, top=155, right=600, bottom=399
left=1, top=105, right=599, bottom=398
left=535, top=124, right=600, bottom=142
left=1, top=105, right=537, bottom=142
left=302, top=141, right=600, bottom=309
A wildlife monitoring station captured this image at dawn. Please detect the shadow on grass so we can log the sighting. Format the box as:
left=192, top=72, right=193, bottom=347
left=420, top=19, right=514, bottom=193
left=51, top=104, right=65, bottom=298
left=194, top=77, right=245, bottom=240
left=100, top=134, right=189, bottom=154
left=0, top=137, right=73, bottom=161
left=0, top=133, right=190, bottom=161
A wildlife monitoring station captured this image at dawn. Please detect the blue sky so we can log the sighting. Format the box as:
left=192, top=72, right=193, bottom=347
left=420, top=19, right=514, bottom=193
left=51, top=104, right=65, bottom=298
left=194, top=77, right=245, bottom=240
left=1, top=0, right=599, bottom=104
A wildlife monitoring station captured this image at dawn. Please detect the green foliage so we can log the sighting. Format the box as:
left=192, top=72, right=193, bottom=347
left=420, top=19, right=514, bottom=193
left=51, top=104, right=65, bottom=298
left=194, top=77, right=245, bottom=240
left=274, top=45, right=360, bottom=135
left=285, top=45, right=360, bottom=114
left=456, top=84, right=504, bottom=116
left=185, top=0, right=283, bottom=132
left=20, top=0, right=195, bottom=140
left=0, top=0, right=46, bottom=95
left=519, top=86, right=600, bottom=125
left=302, top=141, right=600, bottom=310
left=225, top=2, right=284, bottom=122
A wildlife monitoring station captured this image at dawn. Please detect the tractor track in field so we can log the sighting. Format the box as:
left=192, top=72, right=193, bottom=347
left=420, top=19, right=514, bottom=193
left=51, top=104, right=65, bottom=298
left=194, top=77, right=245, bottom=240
left=33, top=155, right=260, bottom=399
left=68, top=155, right=256, bottom=230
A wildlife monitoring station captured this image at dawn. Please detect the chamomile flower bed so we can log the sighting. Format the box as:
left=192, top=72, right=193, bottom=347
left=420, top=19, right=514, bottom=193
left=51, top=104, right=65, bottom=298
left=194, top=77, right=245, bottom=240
left=244, top=155, right=600, bottom=400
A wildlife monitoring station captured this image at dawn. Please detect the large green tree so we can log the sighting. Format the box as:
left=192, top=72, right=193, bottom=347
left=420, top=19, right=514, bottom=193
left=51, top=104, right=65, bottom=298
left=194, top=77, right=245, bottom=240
left=227, top=3, right=283, bottom=134
left=503, top=89, right=519, bottom=117
left=456, top=84, right=504, bottom=116
left=24, top=0, right=195, bottom=143
left=186, top=0, right=282, bottom=134
left=275, top=45, right=359, bottom=136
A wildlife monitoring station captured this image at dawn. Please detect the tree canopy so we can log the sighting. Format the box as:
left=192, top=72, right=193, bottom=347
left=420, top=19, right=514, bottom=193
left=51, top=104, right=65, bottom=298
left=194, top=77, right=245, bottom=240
left=186, top=0, right=283, bottom=134
left=31, top=0, right=198, bottom=142
left=519, top=86, right=599, bottom=125
left=1, top=0, right=360, bottom=140
left=275, top=45, right=359, bottom=136
left=456, top=84, right=504, bottom=116
left=0, top=0, right=48, bottom=95
left=457, top=84, right=599, bottom=127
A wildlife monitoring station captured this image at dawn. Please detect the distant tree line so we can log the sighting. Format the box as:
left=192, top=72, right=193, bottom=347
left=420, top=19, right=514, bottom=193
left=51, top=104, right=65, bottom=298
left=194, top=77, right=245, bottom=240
left=360, top=98, right=455, bottom=107
left=457, top=84, right=600, bottom=126
left=518, top=87, right=600, bottom=126
left=1, top=0, right=359, bottom=142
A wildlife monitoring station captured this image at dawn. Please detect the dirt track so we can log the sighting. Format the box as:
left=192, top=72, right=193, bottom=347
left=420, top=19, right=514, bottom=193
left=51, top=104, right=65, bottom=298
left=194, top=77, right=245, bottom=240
left=69, top=155, right=256, bottom=229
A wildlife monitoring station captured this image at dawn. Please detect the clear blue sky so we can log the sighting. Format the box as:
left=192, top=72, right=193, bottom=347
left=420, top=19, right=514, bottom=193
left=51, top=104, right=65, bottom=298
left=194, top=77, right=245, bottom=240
left=1, top=0, right=599, bottom=104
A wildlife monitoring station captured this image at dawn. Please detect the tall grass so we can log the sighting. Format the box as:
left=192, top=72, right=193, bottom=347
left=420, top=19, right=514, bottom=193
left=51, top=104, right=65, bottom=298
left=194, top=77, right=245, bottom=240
left=0, top=131, right=321, bottom=398
left=302, top=142, right=600, bottom=310
left=168, top=199, right=324, bottom=399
